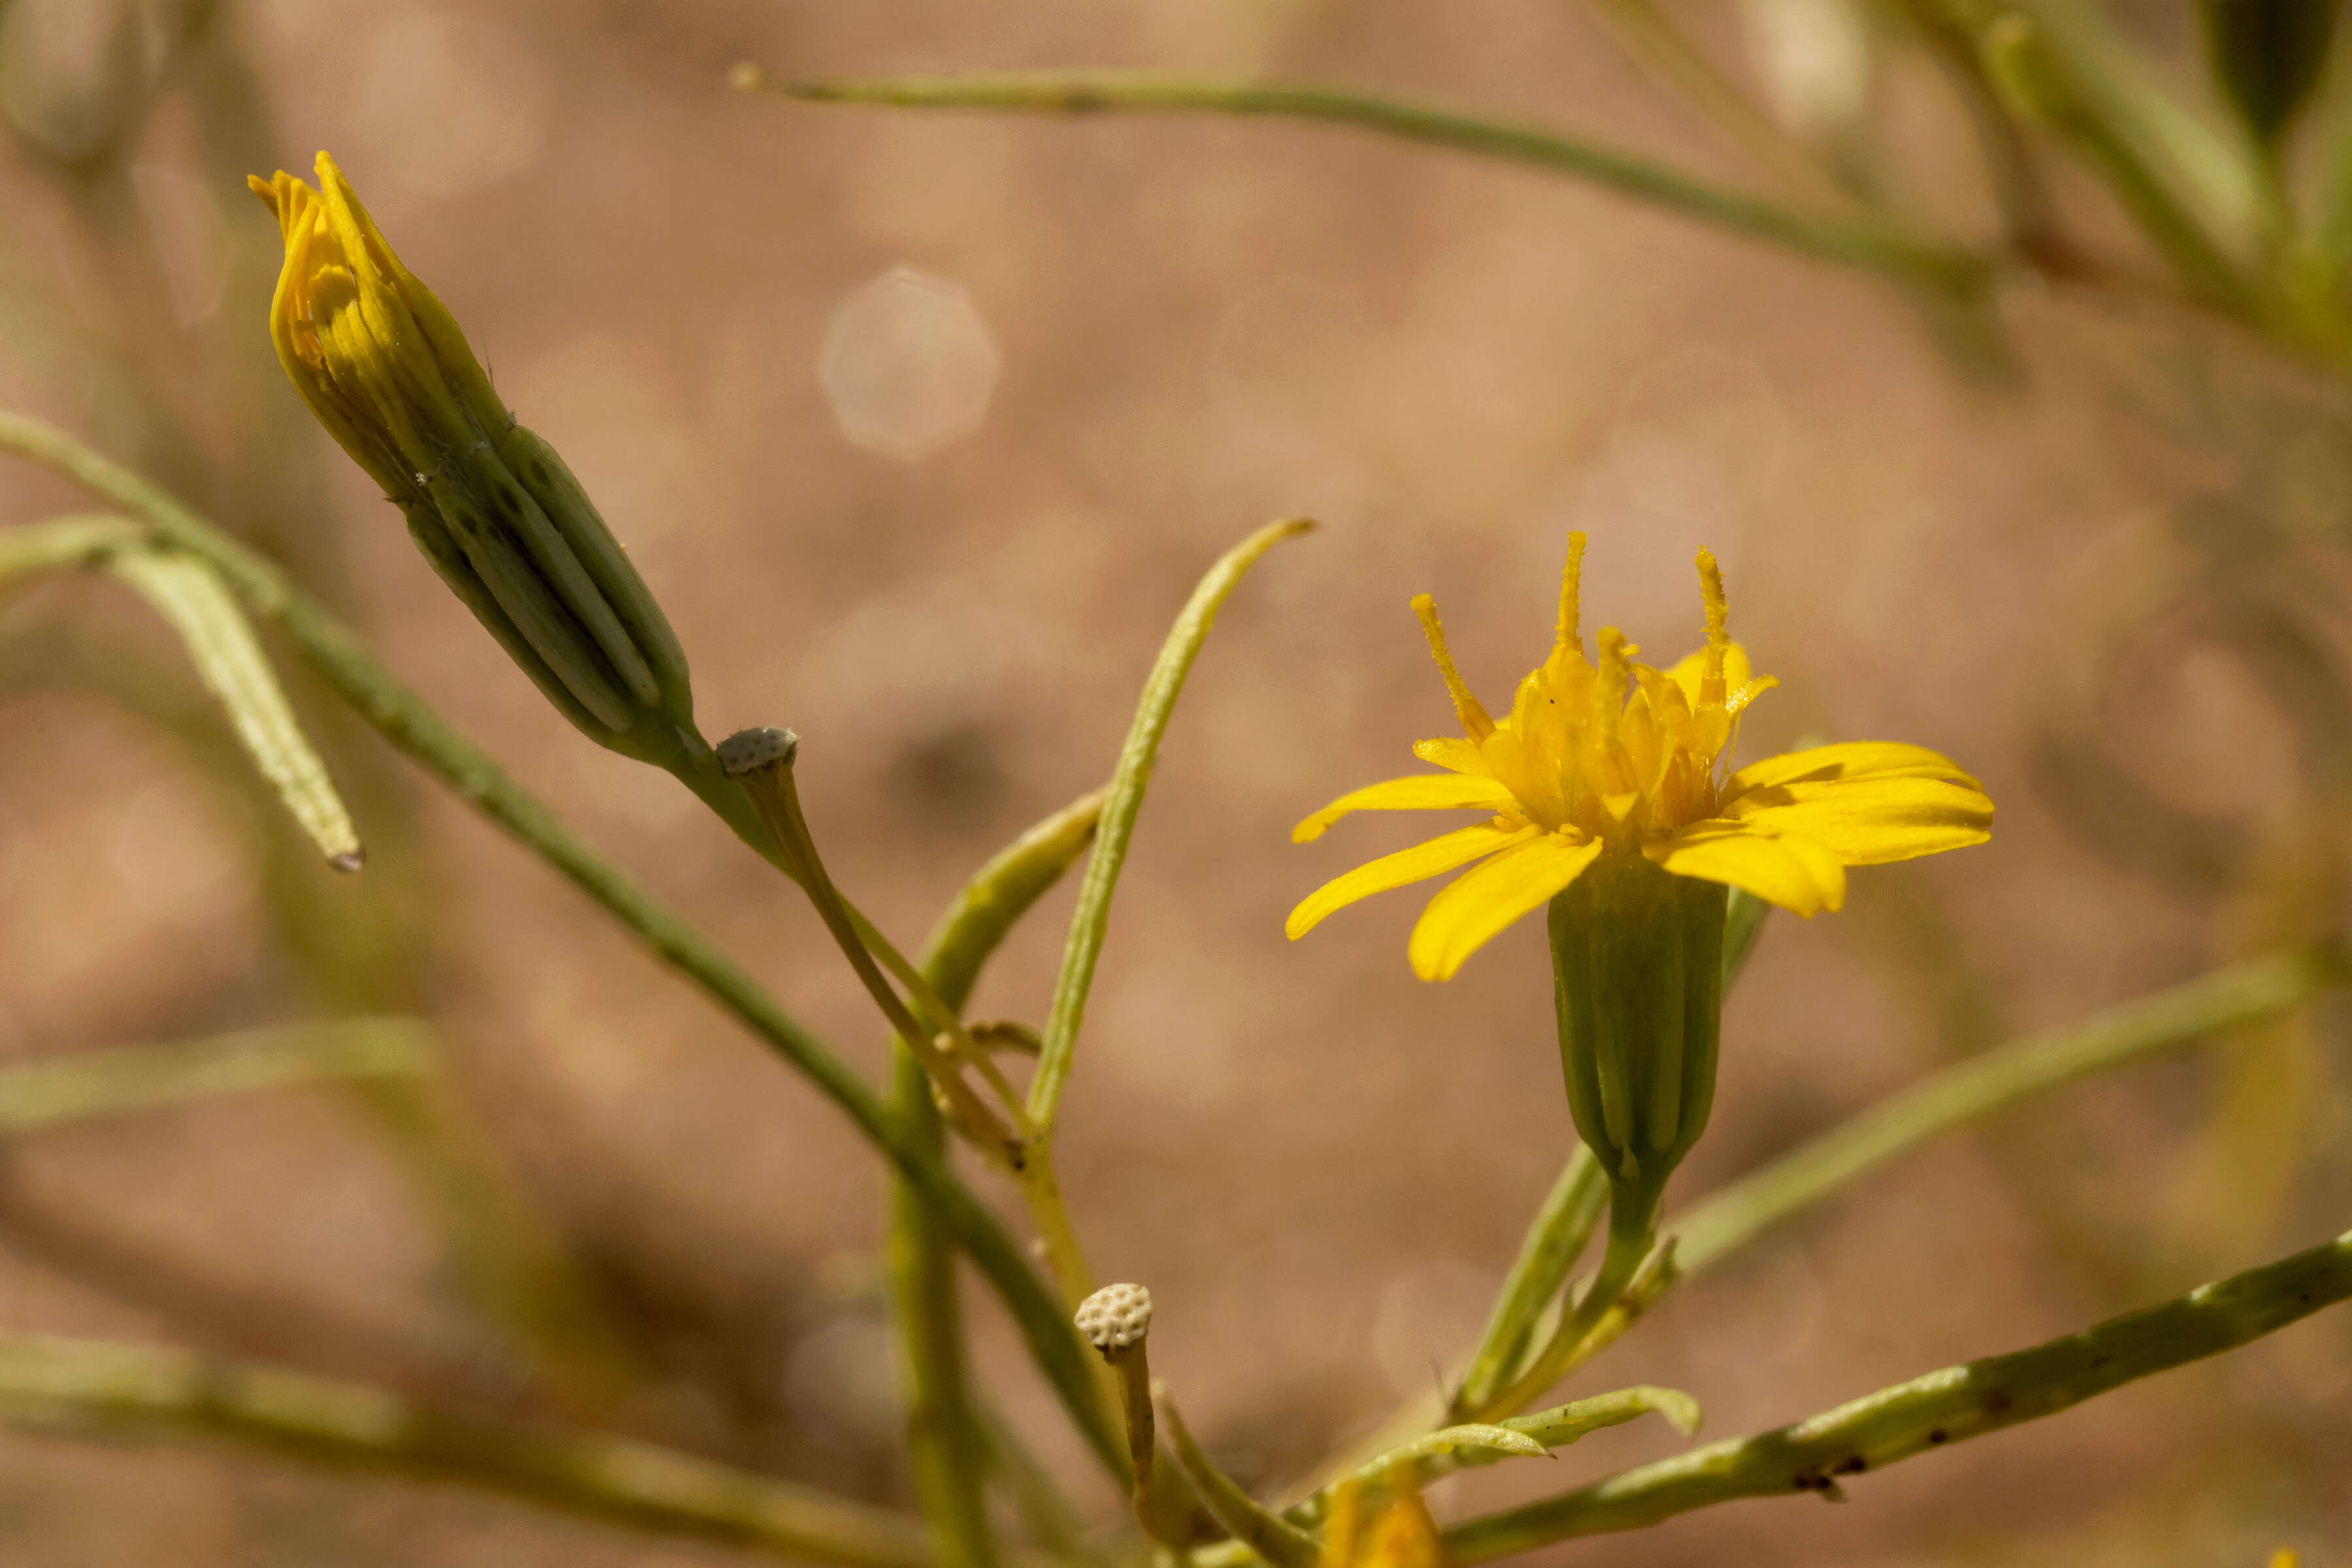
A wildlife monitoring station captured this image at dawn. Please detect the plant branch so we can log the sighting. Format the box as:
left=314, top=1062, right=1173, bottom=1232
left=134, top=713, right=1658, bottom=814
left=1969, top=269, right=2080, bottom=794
left=890, top=789, right=1107, bottom=1568
left=0, top=410, right=1126, bottom=1484
left=1443, top=1222, right=2352, bottom=1554
left=0, top=1331, right=1063, bottom=1568
left=1669, top=943, right=2351, bottom=1275
left=735, top=67, right=1990, bottom=299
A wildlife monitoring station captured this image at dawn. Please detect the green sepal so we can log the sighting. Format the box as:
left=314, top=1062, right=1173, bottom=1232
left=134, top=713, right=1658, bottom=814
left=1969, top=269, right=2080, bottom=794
left=2201, top=0, right=2337, bottom=147
left=1548, top=855, right=1726, bottom=1227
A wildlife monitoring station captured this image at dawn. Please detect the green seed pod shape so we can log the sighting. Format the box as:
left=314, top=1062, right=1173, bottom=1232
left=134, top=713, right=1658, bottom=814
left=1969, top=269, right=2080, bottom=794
left=1548, top=855, right=1726, bottom=1228
left=2202, top=0, right=2337, bottom=146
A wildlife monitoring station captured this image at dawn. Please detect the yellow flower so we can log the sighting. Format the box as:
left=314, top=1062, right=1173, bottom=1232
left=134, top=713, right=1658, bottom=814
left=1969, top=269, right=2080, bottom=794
left=1288, top=534, right=1992, bottom=981
left=248, top=153, right=699, bottom=762
left=248, top=154, right=504, bottom=508
left=1319, top=1471, right=1445, bottom=1568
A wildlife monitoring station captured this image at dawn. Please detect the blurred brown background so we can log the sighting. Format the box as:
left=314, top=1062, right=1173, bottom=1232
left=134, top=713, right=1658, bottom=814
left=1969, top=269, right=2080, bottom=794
left=1, top=0, right=2348, bottom=1563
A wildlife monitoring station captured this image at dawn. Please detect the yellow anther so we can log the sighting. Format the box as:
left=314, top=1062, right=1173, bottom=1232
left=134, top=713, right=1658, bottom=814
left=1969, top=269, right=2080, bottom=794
left=1695, top=547, right=1729, bottom=706
left=1554, top=531, right=1588, bottom=659
left=1412, top=593, right=1495, bottom=742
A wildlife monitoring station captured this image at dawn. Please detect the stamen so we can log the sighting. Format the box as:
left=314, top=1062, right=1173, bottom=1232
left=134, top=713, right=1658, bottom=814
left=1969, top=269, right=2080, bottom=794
left=1554, top=531, right=1588, bottom=659
left=1695, top=547, right=1729, bottom=707
left=1412, top=594, right=1495, bottom=742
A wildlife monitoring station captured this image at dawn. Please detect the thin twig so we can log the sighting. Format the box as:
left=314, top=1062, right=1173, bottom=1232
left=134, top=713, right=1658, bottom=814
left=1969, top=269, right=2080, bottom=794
left=0, top=1332, right=1064, bottom=1568
left=734, top=67, right=1991, bottom=298
left=0, top=410, right=1126, bottom=1485
left=1669, top=943, right=2351, bottom=1274
left=1443, top=1223, right=2352, bottom=1554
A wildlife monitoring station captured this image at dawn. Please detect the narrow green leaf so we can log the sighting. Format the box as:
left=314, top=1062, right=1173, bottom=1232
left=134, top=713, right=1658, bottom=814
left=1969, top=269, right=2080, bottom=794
left=1027, top=518, right=1313, bottom=1132
left=738, top=69, right=1989, bottom=299
left=104, top=549, right=365, bottom=870
left=0, top=1019, right=434, bottom=1135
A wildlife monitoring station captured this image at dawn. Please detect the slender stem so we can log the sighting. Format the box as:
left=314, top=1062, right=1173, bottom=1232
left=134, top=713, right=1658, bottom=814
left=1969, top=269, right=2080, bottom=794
left=735, top=751, right=1022, bottom=1158
left=1669, top=943, right=2351, bottom=1275
left=1443, top=1224, right=2352, bottom=1556
left=1475, top=1212, right=1663, bottom=1421
left=0, top=1019, right=433, bottom=1134
left=1448, top=1145, right=1605, bottom=1419
left=0, top=1333, right=1060, bottom=1568
left=1026, top=517, right=1313, bottom=1134
left=1017, top=1150, right=1098, bottom=1311
left=0, top=410, right=1128, bottom=1486
left=736, top=69, right=1990, bottom=299
left=1584, top=0, right=1858, bottom=212
left=887, top=790, right=1106, bottom=1568
left=1157, top=1386, right=1320, bottom=1568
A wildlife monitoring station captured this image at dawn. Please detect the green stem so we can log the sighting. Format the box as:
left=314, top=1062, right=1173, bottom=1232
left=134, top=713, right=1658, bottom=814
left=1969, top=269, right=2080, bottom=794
left=0, top=409, right=1126, bottom=1486
left=0, top=1332, right=1064, bottom=1568
left=0, top=1019, right=433, bottom=1133
left=1448, top=1145, right=1606, bottom=1419
left=889, top=791, right=1106, bottom=1568
left=1026, top=517, right=1313, bottom=1134
left=1443, top=1223, right=2352, bottom=1556
left=1476, top=1197, right=1657, bottom=1421
left=1157, top=1388, right=1320, bottom=1568
left=1669, top=943, right=2351, bottom=1275
left=1586, top=0, right=1857, bottom=211
left=736, top=68, right=1990, bottom=299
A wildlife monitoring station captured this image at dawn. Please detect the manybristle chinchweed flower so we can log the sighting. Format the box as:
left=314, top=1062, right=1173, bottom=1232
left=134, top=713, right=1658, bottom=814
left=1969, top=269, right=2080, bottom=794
left=1288, top=534, right=1992, bottom=1401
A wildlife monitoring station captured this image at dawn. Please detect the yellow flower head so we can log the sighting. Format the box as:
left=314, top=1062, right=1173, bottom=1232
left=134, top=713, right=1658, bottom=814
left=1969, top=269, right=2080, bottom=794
left=248, top=153, right=506, bottom=507
left=248, top=154, right=700, bottom=762
left=1288, top=534, right=1993, bottom=980
left=1319, top=1470, right=1445, bottom=1568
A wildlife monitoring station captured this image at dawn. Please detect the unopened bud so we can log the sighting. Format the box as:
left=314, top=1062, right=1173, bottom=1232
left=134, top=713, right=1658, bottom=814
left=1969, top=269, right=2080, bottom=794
left=1075, top=1282, right=1153, bottom=1357
left=250, top=152, right=698, bottom=766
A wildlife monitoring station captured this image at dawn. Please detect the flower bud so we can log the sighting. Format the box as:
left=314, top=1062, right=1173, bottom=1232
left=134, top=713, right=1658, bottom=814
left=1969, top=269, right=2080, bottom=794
left=249, top=152, right=697, bottom=764
left=1548, top=853, right=1727, bottom=1235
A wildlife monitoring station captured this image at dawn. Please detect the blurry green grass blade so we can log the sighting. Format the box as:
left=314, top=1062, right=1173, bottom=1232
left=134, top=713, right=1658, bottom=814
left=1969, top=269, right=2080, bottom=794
left=2, top=512, right=364, bottom=867
left=890, top=789, right=1107, bottom=1568
left=105, top=547, right=364, bottom=869
left=0, top=410, right=1127, bottom=1486
left=1443, top=1224, right=2352, bottom=1554
left=1026, top=518, right=1313, bottom=1132
left=740, top=69, right=1990, bottom=299
left=0, top=512, right=141, bottom=579
left=1671, top=943, right=2349, bottom=1274
left=0, top=1331, right=1060, bottom=1568
left=1982, top=14, right=2260, bottom=314
left=0, top=1019, right=434, bottom=1135
left=2003, top=0, right=2263, bottom=251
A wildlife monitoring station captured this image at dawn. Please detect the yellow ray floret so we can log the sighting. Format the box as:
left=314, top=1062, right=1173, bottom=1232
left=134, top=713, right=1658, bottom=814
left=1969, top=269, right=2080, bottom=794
left=1289, top=535, right=1993, bottom=980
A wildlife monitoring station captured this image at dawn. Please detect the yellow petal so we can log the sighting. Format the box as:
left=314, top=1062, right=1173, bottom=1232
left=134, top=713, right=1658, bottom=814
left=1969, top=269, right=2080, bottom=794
left=1725, top=776, right=1993, bottom=865
left=1288, top=822, right=1539, bottom=939
left=1727, top=740, right=1980, bottom=797
left=1653, top=823, right=1846, bottom=917
left=1292, top=773, right=1522, bottom=843
left=1410, top=736, right=1495, bottom=777
left=1407, top=832, right=1603, bottom=981
left=1665, top=640, right=1757, bottom=706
